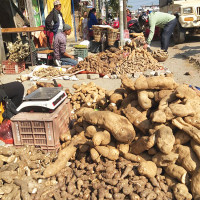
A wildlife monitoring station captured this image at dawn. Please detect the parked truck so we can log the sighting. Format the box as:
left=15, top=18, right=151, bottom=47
left=159, top=0, right=200, bottom=43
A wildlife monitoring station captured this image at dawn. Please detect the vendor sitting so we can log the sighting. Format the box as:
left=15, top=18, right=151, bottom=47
left=53, top=24, right=78, bottom=66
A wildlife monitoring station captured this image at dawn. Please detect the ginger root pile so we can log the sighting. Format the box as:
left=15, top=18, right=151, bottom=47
left=7, top=36, right=30, bottom=62
left=33, top=66, right=65, bottom=78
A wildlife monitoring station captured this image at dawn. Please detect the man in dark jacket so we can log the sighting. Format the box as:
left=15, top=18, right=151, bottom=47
left=53, top=24, right=78, bottom=66
left=45, top=0, right=65, bottom=35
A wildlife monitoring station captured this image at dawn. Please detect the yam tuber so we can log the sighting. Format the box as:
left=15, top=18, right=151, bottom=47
left=191, top=140, right=200, bottom=160
left=172, top=117, right=200, bottom=144
left=95, top=145, right=119, bottom=160
left=137, top=90, right=152, bottom=110
left=90, top=148, right=101, bottom=163
left=77, top=107, right=136, bottom=143
left=191, top=169, right=200, bottom=198
left=175, top=144, right=199, bottom=174
left=151, top=110, right=167, bottom=123
left=175, top=84, right=197, bottom=99
left=130, top=134, right=155, bottom=155
left=156, top=126, right=175, bottom=154
left=174, top=130, right=191, bottom=144
left=185, top=115, right=200, bottom=129
left=92, top=130, right=111, bottom=146
left=165, top=164, right=189, bottom=184
left=169, top=100, right=195, bottom=117
left=117, top=143, right=129, bottom=154
left=138, top=161, right=157, bottom=178
left=152, top=152, right=179, bottom=167
left=123, top=152, right=144, bottom=163
left=43, top=132, right=86, bottom=177
left=173, top=183, right=192, bottom=200
left=123, top=105, right=151, bottom=134
left=134, top=75, right=178, bottom=90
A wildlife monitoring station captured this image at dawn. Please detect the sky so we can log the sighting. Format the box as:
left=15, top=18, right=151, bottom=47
left=127, top=0, right=159, bottom=11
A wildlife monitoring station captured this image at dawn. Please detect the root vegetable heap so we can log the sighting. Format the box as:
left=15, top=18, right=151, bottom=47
left=68, top=37, right=162, bottom=76
left=7, top=36, right=30, bottom=62
left=1, top=75, right=200, bottom=199
left=67, top=74, right=200, bottom=199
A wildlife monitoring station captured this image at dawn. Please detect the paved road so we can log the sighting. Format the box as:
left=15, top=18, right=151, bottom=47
left=0, top=36, right=200, bottom=94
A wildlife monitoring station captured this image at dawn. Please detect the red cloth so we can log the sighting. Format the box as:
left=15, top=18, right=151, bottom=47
left=127, top=15, right=131, bottom=22
left=40, top=25, right=54, bottom=47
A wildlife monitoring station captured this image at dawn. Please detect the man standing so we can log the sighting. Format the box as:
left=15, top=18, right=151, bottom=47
left=45, top=0, right=65, bottom=35
left=53, top=24, right=78, bottom=66
left=139, top=12, right=177, bottom=52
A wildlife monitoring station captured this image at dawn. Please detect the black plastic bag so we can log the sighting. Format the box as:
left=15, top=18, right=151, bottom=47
left=2, top=98, right=18, bottom=119
left=0, top=88, right=18, bottom=119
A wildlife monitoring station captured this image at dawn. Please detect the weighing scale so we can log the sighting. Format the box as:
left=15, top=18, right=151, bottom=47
left=17, top=87, right=67, bottom=112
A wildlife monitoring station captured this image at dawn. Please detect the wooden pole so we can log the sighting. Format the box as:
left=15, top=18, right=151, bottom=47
left=26, top=0, right=36, bottom=27
left=123, top=0, right=127, bottom=29
left=0, top=26, right=6, bottom=68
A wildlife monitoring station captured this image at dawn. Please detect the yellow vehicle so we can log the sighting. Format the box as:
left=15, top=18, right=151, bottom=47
left=159, top=0, right=200, bottom=43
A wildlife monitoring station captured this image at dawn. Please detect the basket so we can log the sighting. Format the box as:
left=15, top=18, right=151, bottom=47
left=74, top=48, right=88, bottom=59
left=93, top=26, right=102, bottom=42
left=153, top=55, right=168, bottom=62
left=2, top=60, right=25, bottom=74
left=11, top=98, right=71, bottom=152
left=107, top=28, right=119, bottom=46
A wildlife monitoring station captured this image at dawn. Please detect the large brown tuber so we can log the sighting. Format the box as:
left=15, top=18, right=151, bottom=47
left=43, top=132, right=86, bottom=177
left=130, top=134, right=155, bottom=155
left=165, top=164, right=189, bottom=184
left=172, top=117, right=200, bottom=144
left=123, top=105, right=151, bottom=134
left=152, top=152, right=179, bottom=167
left=95, top=146, right=119, bottom=160
left=191, top=169, right=200, bottom=198
left=156, top=126, right=175, bottom=154
left=173, top=183, right=192, bottom=200
left=76, top=107, right=136, bottom=143
left=138, top=161, right=157, bottom=178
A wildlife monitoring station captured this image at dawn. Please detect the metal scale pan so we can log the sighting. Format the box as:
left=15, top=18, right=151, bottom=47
left=24, top=87, right=62, bottom=101
left=17, top=87, right=67, bottom=112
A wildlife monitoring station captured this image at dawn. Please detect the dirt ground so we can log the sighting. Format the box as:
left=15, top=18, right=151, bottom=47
left=0, top=35, right=200, bottom=94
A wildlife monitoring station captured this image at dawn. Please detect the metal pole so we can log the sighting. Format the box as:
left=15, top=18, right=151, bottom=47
left=119, top=0, right=124, bottom=47
left=71, top=0, right=77, bottom=42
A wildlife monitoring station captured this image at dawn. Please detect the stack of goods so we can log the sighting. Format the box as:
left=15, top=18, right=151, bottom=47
left=33, top=66, right=65, bottom=78
left=68, top=36, right=162, bottom=76
left=7, top=36, right=30, bottom=62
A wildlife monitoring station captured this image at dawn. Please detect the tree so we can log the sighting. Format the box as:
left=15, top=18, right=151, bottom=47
left=108, top=0, right=119, bottom=15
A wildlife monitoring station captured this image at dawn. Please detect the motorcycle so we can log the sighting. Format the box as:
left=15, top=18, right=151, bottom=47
left=112, top=19, right=142, bottom=34
left=128, top=20, right=142, bottom=33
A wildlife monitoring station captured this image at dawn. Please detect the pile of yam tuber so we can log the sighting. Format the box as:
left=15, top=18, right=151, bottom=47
left=67, top=82, right=106, bottom=110
left=2, top=75, right=200, bottom=199
left=68, top=37, right=162, bottom=76
left=66, top=75, right=200, bottom=199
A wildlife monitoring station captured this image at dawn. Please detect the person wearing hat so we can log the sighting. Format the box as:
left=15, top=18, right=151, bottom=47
left=45, top=0, right=65, bottom=35
left=139, top=12, right=177, bottom=52
left=53, top=24, right=78, bottom=66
